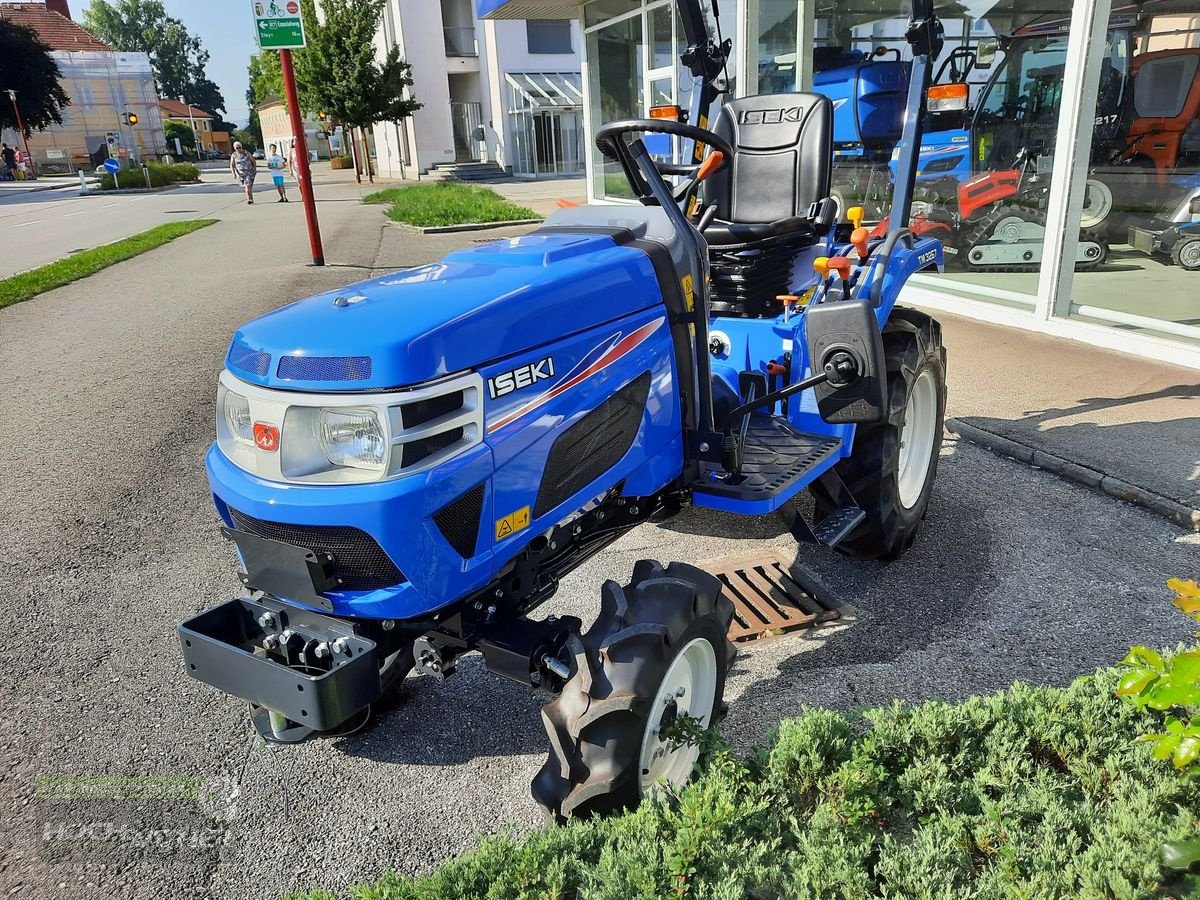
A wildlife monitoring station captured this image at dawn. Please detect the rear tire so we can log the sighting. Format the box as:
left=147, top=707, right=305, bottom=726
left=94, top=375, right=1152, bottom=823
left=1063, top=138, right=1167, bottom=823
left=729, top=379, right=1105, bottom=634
left=810, top=307, right=947, bottom=560
left=1171, top=236, right=1200, bottom=271
left=532, top=561, right=735, bottom=823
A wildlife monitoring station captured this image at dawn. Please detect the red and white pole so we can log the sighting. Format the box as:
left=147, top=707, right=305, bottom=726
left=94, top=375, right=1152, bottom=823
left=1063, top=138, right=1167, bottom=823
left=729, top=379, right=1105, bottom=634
left=279, top=49, right=324, bottom=266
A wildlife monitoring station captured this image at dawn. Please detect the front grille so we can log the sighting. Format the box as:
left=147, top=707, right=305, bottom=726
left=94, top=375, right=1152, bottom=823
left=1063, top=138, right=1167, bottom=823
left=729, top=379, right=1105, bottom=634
left=277, top=355, right=373, bottom=382
left=228, top=507, right=405, bottom=592
left=534, top=372, right=649, bottom=518
left=227, top=340, right=271, bottom=378
left=433, top=484, right=485, bottom=558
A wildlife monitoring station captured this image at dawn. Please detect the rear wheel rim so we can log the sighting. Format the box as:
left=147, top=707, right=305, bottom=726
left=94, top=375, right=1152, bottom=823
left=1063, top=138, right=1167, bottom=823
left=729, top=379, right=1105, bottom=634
left=639, top=637, right=717, bottom=794
left=897, top=367, right=938, bottom=510
left=1179, top=240, right=1200, bottom=270
left=1080, top=178, right=1113, bottom=229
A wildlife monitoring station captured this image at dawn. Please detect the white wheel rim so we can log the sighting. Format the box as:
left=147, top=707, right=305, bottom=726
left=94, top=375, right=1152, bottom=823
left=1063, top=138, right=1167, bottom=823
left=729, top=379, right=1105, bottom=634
left=897, top=367, right=938, bottom=510
left=1179, top=240, right=1200, bottom=270
left=638, top=637, right=718, bottom=794
left=1080, top=178, right=1113, bottom=229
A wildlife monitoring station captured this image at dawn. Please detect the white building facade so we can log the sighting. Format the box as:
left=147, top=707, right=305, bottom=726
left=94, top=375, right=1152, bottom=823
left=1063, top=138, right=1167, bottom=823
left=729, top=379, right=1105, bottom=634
left=372, top=0, right=584, bottom=178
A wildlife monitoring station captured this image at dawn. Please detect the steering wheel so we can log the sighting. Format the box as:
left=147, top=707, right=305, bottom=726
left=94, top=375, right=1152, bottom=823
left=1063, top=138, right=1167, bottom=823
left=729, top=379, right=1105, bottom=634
left=595, top=118, right=734, bottom=204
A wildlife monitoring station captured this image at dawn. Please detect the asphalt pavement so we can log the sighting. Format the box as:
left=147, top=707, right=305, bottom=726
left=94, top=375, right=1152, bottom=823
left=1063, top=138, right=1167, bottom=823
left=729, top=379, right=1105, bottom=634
left=0, top=173, right=1196, bottom=899
left=0, top=164, right=271, bottom=278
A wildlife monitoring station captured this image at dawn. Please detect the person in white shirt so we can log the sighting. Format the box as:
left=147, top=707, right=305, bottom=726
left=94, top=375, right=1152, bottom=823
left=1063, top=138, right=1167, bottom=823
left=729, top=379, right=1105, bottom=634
left=266, top=143, right=288, bottom=203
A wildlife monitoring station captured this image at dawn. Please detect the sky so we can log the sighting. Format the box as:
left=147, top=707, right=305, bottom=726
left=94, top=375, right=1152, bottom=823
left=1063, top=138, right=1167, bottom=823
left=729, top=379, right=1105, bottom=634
left=81, top=0, right=260, bottom=126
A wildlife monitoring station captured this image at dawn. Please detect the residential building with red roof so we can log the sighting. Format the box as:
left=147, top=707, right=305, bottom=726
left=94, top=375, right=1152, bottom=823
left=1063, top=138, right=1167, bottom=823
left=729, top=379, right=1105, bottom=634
left=0, top=1, right=165, bottom=172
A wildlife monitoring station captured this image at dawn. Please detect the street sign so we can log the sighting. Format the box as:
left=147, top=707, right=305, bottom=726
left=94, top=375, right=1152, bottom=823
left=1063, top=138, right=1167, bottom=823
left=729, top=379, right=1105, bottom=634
left=252, top=0, right=305, bottom=50
left=103, top=158, right=120, bottom=174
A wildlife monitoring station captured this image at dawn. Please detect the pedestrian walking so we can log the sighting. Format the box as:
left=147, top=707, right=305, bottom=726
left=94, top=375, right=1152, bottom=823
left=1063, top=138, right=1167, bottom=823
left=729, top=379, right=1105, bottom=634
left=230, top=141, right=257, bottom=204
left=1, top=143, right=15, bottom=181
left=266, top=143, right=288, bottom=203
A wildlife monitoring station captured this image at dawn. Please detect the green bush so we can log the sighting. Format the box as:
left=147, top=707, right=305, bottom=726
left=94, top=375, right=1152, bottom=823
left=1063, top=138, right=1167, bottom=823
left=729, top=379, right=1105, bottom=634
left=287, top=669, right=1200, bottom=899
left=98, top=161, right=200, bottom=190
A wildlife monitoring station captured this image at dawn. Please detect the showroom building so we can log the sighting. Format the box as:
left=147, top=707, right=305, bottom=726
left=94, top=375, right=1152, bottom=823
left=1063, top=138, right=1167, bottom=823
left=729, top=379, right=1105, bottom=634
left=480, top=0, right=1200, bottom=368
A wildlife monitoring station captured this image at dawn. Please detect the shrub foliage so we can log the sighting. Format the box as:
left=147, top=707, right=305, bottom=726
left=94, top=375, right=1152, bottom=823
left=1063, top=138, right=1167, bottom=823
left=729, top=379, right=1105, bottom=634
left=99, top=161, right=200, bottom=190
left=290, top=667, right=1200, bottom=899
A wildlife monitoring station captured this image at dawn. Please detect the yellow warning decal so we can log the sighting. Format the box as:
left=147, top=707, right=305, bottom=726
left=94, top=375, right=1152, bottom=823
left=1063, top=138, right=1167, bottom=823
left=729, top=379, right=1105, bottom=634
left=495, top=505, right=531, bottom=540
left=681, top=273, right=695, bottom=311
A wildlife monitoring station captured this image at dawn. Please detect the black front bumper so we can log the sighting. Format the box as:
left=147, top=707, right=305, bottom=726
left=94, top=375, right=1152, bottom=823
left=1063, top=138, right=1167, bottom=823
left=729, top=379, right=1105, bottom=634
left=178, top=594, right=381, bottom=733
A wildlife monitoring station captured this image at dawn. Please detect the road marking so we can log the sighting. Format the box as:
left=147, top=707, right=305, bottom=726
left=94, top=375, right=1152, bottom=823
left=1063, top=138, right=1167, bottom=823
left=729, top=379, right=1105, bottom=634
left=11, top=219, right=42, bottom=227
left=64, top=210, right=88, bottom=218
left=102, top=203, right=119, bottom=209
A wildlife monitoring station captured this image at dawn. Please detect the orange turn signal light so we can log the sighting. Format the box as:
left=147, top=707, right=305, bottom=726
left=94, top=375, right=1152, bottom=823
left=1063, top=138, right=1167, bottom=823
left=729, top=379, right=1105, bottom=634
left=649, top=105, right=683, bottom=121
left=927, top=82, right=969, bottom=112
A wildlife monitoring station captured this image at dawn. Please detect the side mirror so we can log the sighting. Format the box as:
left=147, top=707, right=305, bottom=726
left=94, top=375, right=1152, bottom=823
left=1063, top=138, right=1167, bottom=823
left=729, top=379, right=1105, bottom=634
left=805, top=300, right=887, bottom=424
left=976, top=38, right=998, bottom=69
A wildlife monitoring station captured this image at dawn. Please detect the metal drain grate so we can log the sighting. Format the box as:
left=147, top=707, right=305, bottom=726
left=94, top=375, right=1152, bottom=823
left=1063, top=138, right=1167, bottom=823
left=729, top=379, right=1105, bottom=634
left=698, top=549, right=840, bottom=643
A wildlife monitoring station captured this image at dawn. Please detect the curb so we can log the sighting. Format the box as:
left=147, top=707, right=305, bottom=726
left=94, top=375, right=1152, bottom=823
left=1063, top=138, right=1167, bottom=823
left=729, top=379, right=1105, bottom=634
left=390, top=218, right=543, bottom=235
left=945, top=418, right=1200, bottom=532
left=81, top=182, right=197, bottom=197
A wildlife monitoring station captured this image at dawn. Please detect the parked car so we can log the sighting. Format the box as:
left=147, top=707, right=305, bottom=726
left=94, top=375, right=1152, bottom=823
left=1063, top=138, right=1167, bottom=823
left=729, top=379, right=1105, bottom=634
left=252, top=149, right=265, bottom=160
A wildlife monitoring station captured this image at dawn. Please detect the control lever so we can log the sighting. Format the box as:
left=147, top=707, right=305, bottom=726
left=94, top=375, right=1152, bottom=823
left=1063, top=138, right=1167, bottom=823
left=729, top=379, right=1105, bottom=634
left=827, top=255, right=854, bottom=300
left=851, top=227, right=871, bottom=264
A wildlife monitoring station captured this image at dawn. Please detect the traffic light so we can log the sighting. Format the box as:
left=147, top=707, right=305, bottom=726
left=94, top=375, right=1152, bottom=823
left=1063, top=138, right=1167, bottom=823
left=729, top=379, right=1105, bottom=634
left=123, top=111, right=138, bottom=126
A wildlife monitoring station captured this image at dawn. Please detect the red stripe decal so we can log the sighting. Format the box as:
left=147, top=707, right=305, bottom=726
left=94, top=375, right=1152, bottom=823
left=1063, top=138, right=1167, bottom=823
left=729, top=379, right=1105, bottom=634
left=487, top=318, right=662, bottom=434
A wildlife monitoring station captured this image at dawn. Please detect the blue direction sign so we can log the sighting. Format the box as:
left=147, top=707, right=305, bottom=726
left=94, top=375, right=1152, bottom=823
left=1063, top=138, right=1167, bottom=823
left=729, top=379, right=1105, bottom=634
left=103, top=158, right=121, bottom=174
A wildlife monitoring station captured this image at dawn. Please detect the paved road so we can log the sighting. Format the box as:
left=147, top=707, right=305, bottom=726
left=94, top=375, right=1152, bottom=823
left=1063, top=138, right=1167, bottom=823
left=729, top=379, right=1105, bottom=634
left=0, top=185, right=1196, bottom=899
left=0, top=166, right=277, bottom=278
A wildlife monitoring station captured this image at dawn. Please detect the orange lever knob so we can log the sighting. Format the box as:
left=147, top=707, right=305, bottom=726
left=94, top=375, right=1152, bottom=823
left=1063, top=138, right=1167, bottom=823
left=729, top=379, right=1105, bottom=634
left=697, top=150, right=725, bottom=181
left=851, top=227, right=870, bottom=260
left=828, top=256, right=853, bottom=280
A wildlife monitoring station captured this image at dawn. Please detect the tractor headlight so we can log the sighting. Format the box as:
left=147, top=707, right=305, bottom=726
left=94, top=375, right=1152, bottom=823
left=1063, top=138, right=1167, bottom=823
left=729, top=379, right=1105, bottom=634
left=316, top=408, right=387, bottom=472
left=215, top=368, right=483, bottom=485
left=223, top=388, right=254, bottom=445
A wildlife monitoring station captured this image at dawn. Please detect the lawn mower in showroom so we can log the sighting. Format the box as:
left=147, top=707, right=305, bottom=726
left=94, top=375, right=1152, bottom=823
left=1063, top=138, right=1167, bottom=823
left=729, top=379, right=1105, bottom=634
left=178, top=0, right=949, bottom=821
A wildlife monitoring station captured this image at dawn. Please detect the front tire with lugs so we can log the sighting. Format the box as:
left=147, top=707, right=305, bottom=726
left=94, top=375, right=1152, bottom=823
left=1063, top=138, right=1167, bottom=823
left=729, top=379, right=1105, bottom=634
left=532, top=560, right=736, bottom=822
left=811, top=307, right=947, bottom=560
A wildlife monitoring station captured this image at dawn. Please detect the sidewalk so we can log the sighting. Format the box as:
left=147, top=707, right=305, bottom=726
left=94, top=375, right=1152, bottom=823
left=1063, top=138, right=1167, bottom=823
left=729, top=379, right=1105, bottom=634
left=929, top=310, right=1200, bottom=530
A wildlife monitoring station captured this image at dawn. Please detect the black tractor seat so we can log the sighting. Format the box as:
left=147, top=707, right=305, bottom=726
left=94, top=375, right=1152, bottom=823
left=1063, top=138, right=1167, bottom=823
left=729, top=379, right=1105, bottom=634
left=698, top=92, right=834, bottom=315
left=703, top=215, right=817, bottom=248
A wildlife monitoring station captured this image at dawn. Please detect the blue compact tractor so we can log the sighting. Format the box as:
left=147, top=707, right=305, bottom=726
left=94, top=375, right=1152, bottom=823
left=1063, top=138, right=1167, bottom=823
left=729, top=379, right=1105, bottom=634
left=179, top=1, right=949, bottom=821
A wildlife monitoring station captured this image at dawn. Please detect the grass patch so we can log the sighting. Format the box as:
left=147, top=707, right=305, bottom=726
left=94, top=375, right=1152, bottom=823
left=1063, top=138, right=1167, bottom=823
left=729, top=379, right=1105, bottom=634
left=287, top=668, right=1200, bottom=899
left=364, top=183, right=539, bottom=228
left=0, top=219, right=217, bottom=310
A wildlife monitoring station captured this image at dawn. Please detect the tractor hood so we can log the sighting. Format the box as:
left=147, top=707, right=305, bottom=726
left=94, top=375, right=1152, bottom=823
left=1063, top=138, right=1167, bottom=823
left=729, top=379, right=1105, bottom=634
left=224, top=232, right=664, bottom=391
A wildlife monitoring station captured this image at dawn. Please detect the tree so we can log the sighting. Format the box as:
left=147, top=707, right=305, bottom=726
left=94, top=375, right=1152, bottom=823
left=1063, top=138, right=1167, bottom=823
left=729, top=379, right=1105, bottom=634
left=0, top=19, right=71, bottom=136
left=293, top=0, right=420, bottom=182
left=231, top=128, right=258, bottom=152
left=163, top=120, right=194, bottom=153
left=82, top=0, right=225, bottom=115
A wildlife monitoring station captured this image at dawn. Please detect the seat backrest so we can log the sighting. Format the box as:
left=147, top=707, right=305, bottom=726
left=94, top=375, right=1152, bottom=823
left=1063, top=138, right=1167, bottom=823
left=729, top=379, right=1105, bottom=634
left=703, top=93, right=833, bottom=224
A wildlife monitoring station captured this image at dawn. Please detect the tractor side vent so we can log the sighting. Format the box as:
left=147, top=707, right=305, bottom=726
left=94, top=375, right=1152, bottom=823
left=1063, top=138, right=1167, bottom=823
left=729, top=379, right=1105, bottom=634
left=433, top=483, right=485, bottom=558
left=533, top=372, right=650, bottom=519
left=708, top=233, right=813, bottom=318
left=227, top=507, right=406, bottom=592
left=277, top=354, right=373, bottom=382
left=227, top=340, right=271, bottom=378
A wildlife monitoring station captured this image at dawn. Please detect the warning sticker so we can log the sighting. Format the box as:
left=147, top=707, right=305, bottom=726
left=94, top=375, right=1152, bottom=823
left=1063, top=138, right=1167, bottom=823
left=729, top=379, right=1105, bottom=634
left=681, top=273, right=695, bottom=311
left=495, top=505, right=531, bottom=540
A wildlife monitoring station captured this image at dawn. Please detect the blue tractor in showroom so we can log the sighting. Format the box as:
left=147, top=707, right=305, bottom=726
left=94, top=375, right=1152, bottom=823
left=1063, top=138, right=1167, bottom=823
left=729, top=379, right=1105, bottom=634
left=178, top=0, right=949, bottom=821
